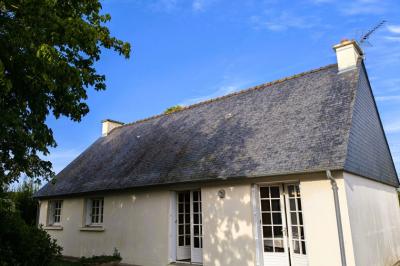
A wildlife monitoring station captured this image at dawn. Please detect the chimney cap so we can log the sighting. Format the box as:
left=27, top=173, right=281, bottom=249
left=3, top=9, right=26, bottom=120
left=101, top=118, right=124, bottom=125
left=333, top=39, right=364, bottom=56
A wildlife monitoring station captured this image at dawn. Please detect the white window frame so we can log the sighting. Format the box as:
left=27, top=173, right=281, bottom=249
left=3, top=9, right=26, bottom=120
left=85, top=198, right=104, bottom=227
left=48, top=200, right=63, bottom=226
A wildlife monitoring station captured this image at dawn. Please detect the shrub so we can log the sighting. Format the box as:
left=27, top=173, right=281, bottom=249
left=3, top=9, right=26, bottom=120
left=0, top=208, right=62, bottom=266
left=164, top=105, right=183, bottom=114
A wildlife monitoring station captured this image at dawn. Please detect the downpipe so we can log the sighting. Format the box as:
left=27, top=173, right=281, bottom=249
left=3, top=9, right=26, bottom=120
left=326, top=170, right=347, bottom=266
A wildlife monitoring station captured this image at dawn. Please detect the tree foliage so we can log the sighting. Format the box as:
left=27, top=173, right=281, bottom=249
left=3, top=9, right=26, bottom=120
left=8, top=179, right=39, bottom=225
left=0, top=0, right=131, bottom=185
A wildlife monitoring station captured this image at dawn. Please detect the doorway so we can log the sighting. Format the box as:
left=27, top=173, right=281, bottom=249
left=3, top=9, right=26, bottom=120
left=258, top=184, right=308, bottom=266
left=176, top=190, right=203, bottom=264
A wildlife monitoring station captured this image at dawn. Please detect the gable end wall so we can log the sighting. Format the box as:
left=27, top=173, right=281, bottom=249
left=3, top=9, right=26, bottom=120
left=344, top=63, right=399, bottom=186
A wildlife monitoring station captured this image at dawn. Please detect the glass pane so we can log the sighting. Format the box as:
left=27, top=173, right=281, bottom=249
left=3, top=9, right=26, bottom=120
left=302, top=241, right=307, bottom=255
left=262, top=213, right=271, bottom=225
left=270, top=187, right=280, bottom=198
left=179, top=225, right=184, bottom=234
left=260, top=187, right=270, bottom=198
left=194, top=237, right=199, bottom=248
left=184, top=192, right=190, bottom=202
left=185, top=203, right=190, bottom=213
left=179, top=236, right=184, bottom=246
left=295, top=185, right=300, bottom=197
left=264, top=240, right=273, bottom=252
left=293, top=240, right=300, bottom=254
left=271, top=200, right=280, bottom=211
left=297, top=198, right=302, bottom=210
left=261, top=200, right=270, bottom=211
left=185, top=236, right=190, bottom=245
left=272, top=213, right=282, bottom=225
left=178, top=204, right=183, bottom=213
left=292, top=226, right=299, bottom=239
left=299, top=212, right=303, bottom=225
left=289, top=199, right=296, bottom=210
left=273, top=226, right=283, bottom=238
left=194, top=203, right=199, bottom=212
left=193, top=192, right=198, bottom=201
left=274, top=240, right=284, bottom=252
left=291, top=212, right=297, bottom=225
left=194, top=225, right=199, bottom=235
left=194, top=214, right=199, bottom=224
left=288, top=185, right=295, bottom=197
left=185, top=225, right=190, bottom=234
left=185, top=214, right=190, bottom=223
left=178, top=214, right=183, bottom=223
left=263, top=226, right=272, bottom=238
left=178, top=193, right=184, bottom=202
left=300, top=226, right=305, bottom=239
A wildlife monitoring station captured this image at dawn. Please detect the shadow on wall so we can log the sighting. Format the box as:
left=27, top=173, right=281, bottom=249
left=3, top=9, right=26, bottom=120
left=203, top=185, right=256, bottom=266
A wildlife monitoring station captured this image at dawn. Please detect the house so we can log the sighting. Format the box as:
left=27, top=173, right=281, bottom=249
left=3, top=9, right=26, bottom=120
left=35, top=40, right=400, bottom=266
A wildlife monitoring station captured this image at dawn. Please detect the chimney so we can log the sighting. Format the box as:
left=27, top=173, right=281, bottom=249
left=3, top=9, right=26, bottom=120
left=102, top=119, right=124, bottom=136
left=333, top=39, right=364, bottom=73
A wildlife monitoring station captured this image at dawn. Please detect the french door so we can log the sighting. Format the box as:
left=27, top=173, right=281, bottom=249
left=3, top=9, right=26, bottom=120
left=176, top=190, right=203, bottom=264
left=259, top=184, right=308, bottom=266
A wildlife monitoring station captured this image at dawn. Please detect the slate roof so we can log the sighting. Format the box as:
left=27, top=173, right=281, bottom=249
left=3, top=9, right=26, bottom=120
left=36, top=62, right=399, bottom=198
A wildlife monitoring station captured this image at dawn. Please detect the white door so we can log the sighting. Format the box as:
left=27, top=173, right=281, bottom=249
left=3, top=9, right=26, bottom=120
left=259, top=185, right=290, bottom=266
left=176, top=190, right=203, bottom=263
left=177, top=191, right=191, bottom=261
left=190, top=190, right=203, bottom=263
left=284, top=184, right=308, bottom=266
left=259, top=184, right=308, bottom=266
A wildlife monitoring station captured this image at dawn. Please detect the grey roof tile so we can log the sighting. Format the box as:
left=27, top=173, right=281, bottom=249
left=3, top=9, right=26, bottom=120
left=35, top=62, right=398, bottom=198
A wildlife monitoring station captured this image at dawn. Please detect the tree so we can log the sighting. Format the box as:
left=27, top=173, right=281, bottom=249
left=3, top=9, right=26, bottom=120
left=0, top=0, right=131, bottom=186
left=9, top=179, right=39, bottom=225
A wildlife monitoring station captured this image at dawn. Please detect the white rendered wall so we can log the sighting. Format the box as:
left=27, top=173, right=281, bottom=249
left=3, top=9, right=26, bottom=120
left=344, top=172, right=400, bottom=266
left=202, top=184, right=257, bottom=266
left=300, top=175, right=356, bottom=266
left=39, top=190, right=171, bottom=266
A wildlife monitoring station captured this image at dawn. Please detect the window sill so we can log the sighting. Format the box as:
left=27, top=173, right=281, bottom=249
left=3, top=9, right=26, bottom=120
left=80, top=226, right=105, bottom=232
left=43, top=226, right=63, bottom=231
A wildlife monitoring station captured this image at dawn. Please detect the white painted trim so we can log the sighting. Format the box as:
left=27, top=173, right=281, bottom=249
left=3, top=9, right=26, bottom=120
left=169, top=191, right=177, bottom=262
left=251, top=184, right=264, bottom=266
left=79, top=227, right=105, bottom=232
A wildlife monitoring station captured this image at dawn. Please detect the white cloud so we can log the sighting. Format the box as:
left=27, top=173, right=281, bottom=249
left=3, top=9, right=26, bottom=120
left=192, top=0, right=204, bottom=11
left=388, top=25, right=400, bottom=34
left=309, top=0, right=387, bottom=15
left=250, top=11, right=316, bottom=31
left=180, top=84, right=241, bottom=106
left=385, top=120, right=400, bottom=133
left=151, top=0, right=179, bottom=12
left=376, top=95, right=400, bottom=101
left=341, top=3, right=386, bottom=15
left=385, top=36, right=400, bottom=42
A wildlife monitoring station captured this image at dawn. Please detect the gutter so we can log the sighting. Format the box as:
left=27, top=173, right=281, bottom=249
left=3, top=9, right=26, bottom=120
left=326, top=170, right=347, bottom=266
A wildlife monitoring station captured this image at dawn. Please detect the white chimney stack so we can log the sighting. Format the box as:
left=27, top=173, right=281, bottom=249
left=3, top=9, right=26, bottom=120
left=333, top=39, right=364, bottom=73
left=102, top=119, right=124, bottom=136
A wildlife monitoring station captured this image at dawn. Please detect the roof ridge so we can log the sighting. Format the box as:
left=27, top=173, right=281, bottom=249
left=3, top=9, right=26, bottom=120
left=113, top=63, right=337, bottom=132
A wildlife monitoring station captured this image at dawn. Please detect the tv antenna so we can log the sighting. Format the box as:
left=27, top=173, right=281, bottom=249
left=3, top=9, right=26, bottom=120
left=358, top=20, right=387, bottom=47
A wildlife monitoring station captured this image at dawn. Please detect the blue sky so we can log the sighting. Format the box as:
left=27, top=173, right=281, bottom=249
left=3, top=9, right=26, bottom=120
left=43, top=0, right=400, bottom=179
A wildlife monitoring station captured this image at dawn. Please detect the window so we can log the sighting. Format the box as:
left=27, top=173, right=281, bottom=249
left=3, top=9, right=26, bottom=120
left=85, top=198, right=104, bottom=226
left=48, top=200, right=62, bottom=226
